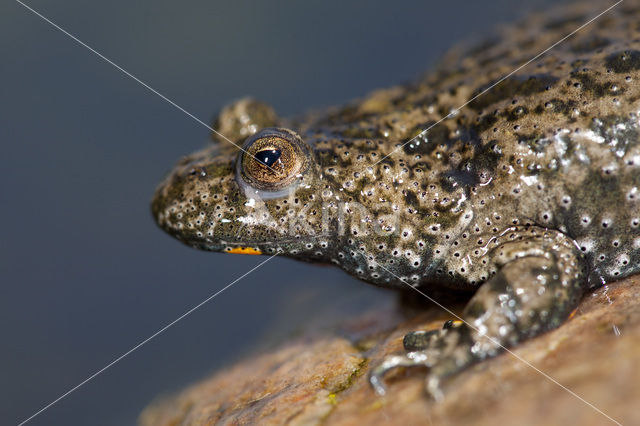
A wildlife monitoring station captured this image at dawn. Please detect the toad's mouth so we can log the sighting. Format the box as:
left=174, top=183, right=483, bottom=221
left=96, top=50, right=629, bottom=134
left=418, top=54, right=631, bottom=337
left=183, top=237, right=332, bottom=255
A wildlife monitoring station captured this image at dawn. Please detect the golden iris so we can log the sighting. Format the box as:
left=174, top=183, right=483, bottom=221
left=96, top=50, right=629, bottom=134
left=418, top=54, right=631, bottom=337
left=238, top=128, right=310, bottom=192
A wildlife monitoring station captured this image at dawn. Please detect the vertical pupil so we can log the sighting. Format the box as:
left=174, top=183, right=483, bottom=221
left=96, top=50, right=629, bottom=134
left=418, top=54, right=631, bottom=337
left=256, top=149, right=282, bottom=167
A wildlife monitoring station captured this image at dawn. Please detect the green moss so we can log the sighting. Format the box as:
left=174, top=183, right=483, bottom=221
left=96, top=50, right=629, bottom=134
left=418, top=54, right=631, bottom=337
left=329, top=358, right=369, bottom=395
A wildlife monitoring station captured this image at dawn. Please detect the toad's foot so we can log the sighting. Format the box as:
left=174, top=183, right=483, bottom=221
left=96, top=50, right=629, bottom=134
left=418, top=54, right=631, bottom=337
left=369, top=320, right=474, bottom=400
left=370, top=227, right=587, bottom=400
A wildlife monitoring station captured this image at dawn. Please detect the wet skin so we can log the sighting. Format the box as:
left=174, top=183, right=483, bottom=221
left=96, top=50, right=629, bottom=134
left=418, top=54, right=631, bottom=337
left=152, top=2, right=640, bottom=398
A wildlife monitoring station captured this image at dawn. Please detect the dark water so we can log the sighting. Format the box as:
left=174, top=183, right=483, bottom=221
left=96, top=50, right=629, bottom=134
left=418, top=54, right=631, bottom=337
left=2, top=0, right=557, bottom=424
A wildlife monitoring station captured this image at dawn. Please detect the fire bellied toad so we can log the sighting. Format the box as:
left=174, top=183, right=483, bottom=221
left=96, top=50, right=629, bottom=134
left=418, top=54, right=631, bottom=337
left=152, top=2, right=640, bottom=397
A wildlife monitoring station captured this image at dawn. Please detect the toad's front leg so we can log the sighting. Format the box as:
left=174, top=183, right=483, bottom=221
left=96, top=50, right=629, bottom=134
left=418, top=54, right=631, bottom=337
left=370, top=227, right=587, bottom=400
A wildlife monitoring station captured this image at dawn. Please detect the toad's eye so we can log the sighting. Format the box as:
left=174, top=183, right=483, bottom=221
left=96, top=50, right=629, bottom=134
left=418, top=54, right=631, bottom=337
left=237, top=128, right=311, bottom=193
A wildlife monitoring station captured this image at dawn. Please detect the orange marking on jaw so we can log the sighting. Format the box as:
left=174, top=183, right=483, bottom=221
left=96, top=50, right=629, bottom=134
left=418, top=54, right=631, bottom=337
left=227, top=247, right=262, bottom=255
left=568, top=308, right=579, bottom=320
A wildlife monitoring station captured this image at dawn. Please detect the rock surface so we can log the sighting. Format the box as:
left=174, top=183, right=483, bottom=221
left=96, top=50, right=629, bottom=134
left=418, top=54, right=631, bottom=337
left=140, top=276, right=640, bottom=426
